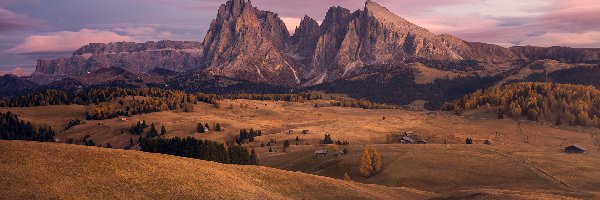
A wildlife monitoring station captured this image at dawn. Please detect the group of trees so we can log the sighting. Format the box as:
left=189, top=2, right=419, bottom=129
left=196, top=122, right=225, bottom=133
left=1, top=88, right=331, bottom=120
left=129, top=120, right=148, bottom=135
left=359, top=146, right=382, bottom=177
left=0, top=88, right=208, bottom=120
left=86, top=90, right=198, bottom=120
left=129, top=120, right=166, bottom=138
left=139, top=137, right=258, bottom=165
left=65, top=119, right=83, bottom=130
left=444, top=82, right=600, bottom=128
left=314, top=99, right=397, bottom=110
left=0, top=112, right=55, bottom=142
left=236, top=128, right=262, bottom=144
left=222, top=93, right=323, bottom=102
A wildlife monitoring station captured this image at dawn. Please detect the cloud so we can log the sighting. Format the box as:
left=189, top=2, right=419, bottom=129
left=408, top=0, right=600, bottom=47
left=111, top=26, right=173, bottom=41
left=524, top=32, right=600, bottom=48
left=6, top=29, right=132, bottom=54
left=0, top=6, right=43, bottom=31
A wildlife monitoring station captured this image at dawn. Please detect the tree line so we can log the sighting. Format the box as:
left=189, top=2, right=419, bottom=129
left=139, top=137, right=258, bottom=165
left=443, top=82, right=600, bottom=127
left=315, top=99, right=397, bottom=109
left=0, top=111, right=55, bottom=142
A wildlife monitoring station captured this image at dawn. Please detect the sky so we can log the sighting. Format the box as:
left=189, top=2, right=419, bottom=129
left=1, top=0, right=599, bottom=76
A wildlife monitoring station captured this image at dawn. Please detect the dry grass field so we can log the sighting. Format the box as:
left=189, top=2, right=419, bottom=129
left=260, top=144, right=600, bottom=199
left=5, top=99, right=599, bottom=150
left=0, top=140, right=434, bottom=200
left=4, top=99, right=600, bottom=199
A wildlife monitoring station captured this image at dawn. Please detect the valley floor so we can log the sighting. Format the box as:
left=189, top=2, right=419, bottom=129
left=3, top=99, right=600, bottom=199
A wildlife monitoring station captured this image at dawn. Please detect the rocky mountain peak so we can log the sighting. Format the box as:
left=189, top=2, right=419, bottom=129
left=290, top=16, right=320, bottom=58
left=364, top=0, right=431, bottom=37
left=202, top=0, right=299, bottom=86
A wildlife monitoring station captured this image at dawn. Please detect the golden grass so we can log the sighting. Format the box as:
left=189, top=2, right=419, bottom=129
left=0, top=141, right=435, bottom=200
left=6, top=99, right=599, bottom=151
left=260, top=144, right=600, bottom=199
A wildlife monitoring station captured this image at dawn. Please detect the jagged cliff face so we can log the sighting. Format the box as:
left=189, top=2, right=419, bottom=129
left=202, top=0, right=300, bottom=86
left=33, top=40, right=203, bottom=83
left=301, top=1, right=520, bottom=84
left=30, top=0, right=599, bottom=88
left=289, top=16, right=321, bottom=71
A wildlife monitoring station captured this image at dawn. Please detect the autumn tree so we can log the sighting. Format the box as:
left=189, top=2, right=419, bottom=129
left=359, top=146, right=381, bottom=177
left=344, top=172, right=352, bottom=181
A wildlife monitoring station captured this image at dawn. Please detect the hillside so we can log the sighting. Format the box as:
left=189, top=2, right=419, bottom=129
left=445, top=82, right=600, bottom=127
left=261, top=144, right=600, bottom=199
left=0, top=140, right=433, bottom=199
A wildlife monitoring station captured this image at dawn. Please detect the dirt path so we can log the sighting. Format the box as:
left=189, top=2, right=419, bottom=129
left=477, top=147, right=585, bottom=194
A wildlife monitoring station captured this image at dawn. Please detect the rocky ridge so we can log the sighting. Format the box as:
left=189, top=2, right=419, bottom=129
left=31, top=0, right=600, bottom=88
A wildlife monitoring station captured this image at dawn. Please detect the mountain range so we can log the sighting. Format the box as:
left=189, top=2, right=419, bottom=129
left=3, top=0, right=600, bottom=108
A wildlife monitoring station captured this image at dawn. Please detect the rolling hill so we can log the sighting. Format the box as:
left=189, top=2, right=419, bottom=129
left=0, top=140, right=433, bottom=199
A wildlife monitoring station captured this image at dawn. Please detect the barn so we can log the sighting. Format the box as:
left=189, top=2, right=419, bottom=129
left=565, top=145, right=587, bottom=154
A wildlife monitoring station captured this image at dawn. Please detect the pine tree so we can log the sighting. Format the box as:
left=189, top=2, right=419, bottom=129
left=197, top=123, right=205, bottom=133
left=283, top=140, right=290, bottom=150
left=161, top=125, right=167, bottom=135
left=250, top=149, right=259, bottom=165
left=147, top=123, right=158, bottom=138
left=323, top=134, right=334, bottom=144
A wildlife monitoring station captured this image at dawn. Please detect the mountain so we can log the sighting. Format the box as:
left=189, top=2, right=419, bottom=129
left=32, top=40, right=203, bottom=84
left=0, top=75, right=40, bottom=98
left=201, top=0, right=300, bottom=86
left=16, top=0, right=600, bottom=108
left=510, top=46, right=600, bottom=64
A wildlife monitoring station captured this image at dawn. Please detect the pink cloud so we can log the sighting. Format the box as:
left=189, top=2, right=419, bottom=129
left=407, top=0, right=600, bottom=47
left=6, top=29, right=132, bottom=54
left=523, top=32, right=600, bottom=48
left=0, top=6, right=43, bottom=31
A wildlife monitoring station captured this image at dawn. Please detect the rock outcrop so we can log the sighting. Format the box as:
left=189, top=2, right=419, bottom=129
left=32, top=41, right=203, bottom=83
